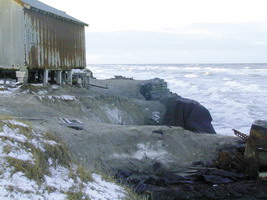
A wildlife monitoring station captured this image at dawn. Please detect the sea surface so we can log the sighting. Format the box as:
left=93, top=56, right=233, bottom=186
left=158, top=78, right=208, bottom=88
left=88, top=63, right=267, bottom=136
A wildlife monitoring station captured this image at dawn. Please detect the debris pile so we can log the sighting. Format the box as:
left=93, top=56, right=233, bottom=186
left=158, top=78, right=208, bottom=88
left=140, top=78, right=169, bottom=100
left=57, top=117, right=84, bottom=130
left=113, top=75, right=133, bottom=80
left=230, top=120, right=267, bottom=178
left=114, top=120, right=267, bottom=200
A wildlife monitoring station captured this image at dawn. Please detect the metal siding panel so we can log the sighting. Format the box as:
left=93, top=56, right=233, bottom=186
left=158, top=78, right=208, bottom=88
left=81, top=27, right=86, bottom=67
left=21, top=9, right=85, bottom=70
left=0, top=0, right=24, bottom=69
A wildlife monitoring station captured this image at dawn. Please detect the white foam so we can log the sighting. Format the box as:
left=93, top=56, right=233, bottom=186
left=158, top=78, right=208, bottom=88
left=184, top=74, right=198, bottom=78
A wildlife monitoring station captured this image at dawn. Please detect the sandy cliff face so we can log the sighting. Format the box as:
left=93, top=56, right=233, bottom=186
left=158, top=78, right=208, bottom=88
left=0, top=82, right=237, bottom=177
left=50, top=122, right=237, bottom=174
left=36, top=90, right=165, bottom=126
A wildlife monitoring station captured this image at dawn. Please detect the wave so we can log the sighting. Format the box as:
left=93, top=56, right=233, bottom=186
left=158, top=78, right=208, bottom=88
left=88, top=64, right=267, bottom=136
left=184, top=74, right=198, bottom=78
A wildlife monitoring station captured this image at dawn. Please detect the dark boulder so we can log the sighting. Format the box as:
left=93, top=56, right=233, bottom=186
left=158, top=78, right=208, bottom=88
left=140, top=79, right=216, bottom=134
left=161, top=96, right=216, bottom=134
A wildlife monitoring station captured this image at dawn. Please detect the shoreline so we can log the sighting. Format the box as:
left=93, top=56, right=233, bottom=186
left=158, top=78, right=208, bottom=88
left=1, top=78, right=265, bottom=199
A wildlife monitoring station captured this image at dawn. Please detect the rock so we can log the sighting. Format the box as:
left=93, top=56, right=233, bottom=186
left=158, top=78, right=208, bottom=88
left=232, top=120, right=267, bottom=177
left=161, top=96, right=216, bottom=134
left=144, top=176, right=169, bottom=186
left=139, top=78, right=216, bottom=134
left=153, top=161, right=163, bottom=170
left=140, top=78, right=170, bottom=100
left=115, top=170, right=132, bottom=180
left=152, top=129, right=164, bottom=135
left=249, top=119, right=267, bottom=149
left=202, top=175, right=233, bottom=184
left=134, top=181, right=148, bottom=194
left=126, top=176, right=143, bottom=185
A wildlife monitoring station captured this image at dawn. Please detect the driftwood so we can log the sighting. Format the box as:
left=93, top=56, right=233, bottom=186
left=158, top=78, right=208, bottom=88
left=233, top=129, right=249, bottom=143
left=57, top=117, right=84, bottom=130
left=89, top=83, right=108, bottom=89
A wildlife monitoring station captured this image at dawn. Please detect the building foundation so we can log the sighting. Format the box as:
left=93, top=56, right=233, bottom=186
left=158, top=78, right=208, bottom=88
left=43, top=69, right=49, bottom=86
left=56, top=70, right=62, bottom=85
left=67, top=70, right=72, bottom=84
left=16, top=67, right=28, bottom=84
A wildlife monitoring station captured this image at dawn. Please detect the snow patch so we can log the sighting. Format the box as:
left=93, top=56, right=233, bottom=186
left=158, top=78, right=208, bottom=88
left=150, top=111, right=161, bottom=124
left=4, top=120, right=29, bottom=128
left=133, top=142, right=170, bottom=161
left=72, top=69, right=85, bottom=73
left=0, top=125, right=28, bottom=143
left=6, top=148, right=34, bottom=163
left=112, top=142, right=172, bottom=163
left=37, top=95, right=77, bottom=101
left=44, top=166, right=75, bottom=192
left=104, top=106, right=122, bottom=124
left=0, top=120, right=129, bottom=200
left=85, top=174, right=126, bottom=200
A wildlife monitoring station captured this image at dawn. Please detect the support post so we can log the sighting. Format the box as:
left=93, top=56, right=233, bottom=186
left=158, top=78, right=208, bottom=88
left=62, top=71, right=66, bottom=82
left=56, top=70, right=62, bottom=85
left=43, top=69, right=49, bottom=86
left=16, top=67, right=28, bottom=84
left=67, top=70, right=72, bottom=85
left=86, top=75, right=90, bottom=89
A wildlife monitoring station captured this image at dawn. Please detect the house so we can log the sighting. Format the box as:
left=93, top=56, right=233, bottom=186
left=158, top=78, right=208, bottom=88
left=0, top=0, right=88, bottom=85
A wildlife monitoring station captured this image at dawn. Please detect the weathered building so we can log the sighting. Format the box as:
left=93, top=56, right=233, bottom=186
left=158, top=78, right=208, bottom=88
left=0, top=0, right=88, bottom=84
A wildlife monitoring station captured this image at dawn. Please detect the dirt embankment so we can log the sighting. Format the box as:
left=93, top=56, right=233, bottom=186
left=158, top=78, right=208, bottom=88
left=0, top=80, right=238, bottom=175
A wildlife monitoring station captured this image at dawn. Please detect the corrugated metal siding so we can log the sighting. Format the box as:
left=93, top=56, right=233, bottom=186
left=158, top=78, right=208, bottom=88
left=24, top=9, right=86, bottom=70
left=0, top=0, right=25, bottom=69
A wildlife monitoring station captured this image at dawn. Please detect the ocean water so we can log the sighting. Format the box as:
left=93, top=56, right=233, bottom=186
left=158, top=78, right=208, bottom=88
left=88, top=63, right=267, bottom=136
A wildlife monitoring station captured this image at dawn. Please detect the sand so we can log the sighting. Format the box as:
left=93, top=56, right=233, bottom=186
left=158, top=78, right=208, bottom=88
left=0, top=80, right=239, bottom=174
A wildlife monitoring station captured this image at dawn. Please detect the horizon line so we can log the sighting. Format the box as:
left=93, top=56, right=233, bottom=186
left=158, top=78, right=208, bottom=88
left=86, top=62, right=267, bottom=65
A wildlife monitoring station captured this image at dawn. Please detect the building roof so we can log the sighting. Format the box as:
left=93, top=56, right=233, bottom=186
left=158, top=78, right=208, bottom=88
left=18, top=0, right=88, bottom=26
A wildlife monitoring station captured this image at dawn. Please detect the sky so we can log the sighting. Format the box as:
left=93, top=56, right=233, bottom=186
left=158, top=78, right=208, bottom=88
left=41, top=0, right=267, bottom=64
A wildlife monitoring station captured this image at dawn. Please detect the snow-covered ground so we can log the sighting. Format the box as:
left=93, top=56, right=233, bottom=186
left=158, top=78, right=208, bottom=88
left=0, top=119, right=127, bottom=200
left=37, top=95, right=77, bottom=102
left=0, top=86, right=19, bottom=95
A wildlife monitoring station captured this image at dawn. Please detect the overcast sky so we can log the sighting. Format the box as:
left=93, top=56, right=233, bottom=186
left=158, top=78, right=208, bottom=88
left=41, top=0, right=267, bottom=64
